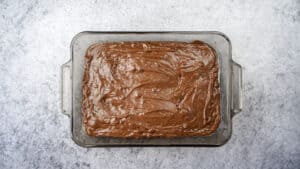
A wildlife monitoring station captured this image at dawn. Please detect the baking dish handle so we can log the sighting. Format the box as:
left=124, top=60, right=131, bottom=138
left=231, top=61, right=243, bottom=115
left=61, top=61, right=72, bottom=117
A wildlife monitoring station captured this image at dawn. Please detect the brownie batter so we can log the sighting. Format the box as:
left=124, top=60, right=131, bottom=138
left=82, top=41, right=220, bottom=138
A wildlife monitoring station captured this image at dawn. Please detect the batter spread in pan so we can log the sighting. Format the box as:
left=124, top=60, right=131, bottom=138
left=82, top=41, right=220, bottom=138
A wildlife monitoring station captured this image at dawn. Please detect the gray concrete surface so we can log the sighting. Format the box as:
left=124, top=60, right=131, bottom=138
left=0, top=0, right=299, bottom=168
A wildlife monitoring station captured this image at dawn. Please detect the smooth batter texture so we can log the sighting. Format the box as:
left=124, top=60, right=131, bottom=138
left=82, top=41, right=220, bottom=138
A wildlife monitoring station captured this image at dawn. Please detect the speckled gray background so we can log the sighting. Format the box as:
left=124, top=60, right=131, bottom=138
left=0, top=0, right=299, bottom=169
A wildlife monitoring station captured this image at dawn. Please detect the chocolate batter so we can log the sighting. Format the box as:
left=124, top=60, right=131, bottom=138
left=82, top=41, right=220, bottom=138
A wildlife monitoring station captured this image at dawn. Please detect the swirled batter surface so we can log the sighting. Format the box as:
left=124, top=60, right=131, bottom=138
left=82, top=41, right=220, bottom=138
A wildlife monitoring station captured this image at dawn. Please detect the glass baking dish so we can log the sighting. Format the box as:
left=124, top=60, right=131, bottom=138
left=61, top=31, right=242, bottom=147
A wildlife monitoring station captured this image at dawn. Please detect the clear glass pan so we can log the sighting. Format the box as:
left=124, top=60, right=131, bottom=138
left=61, top=31, right=242, bottom=147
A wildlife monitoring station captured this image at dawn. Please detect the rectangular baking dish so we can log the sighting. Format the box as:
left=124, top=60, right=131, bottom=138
left=61, top=31, right=242, bottom=147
